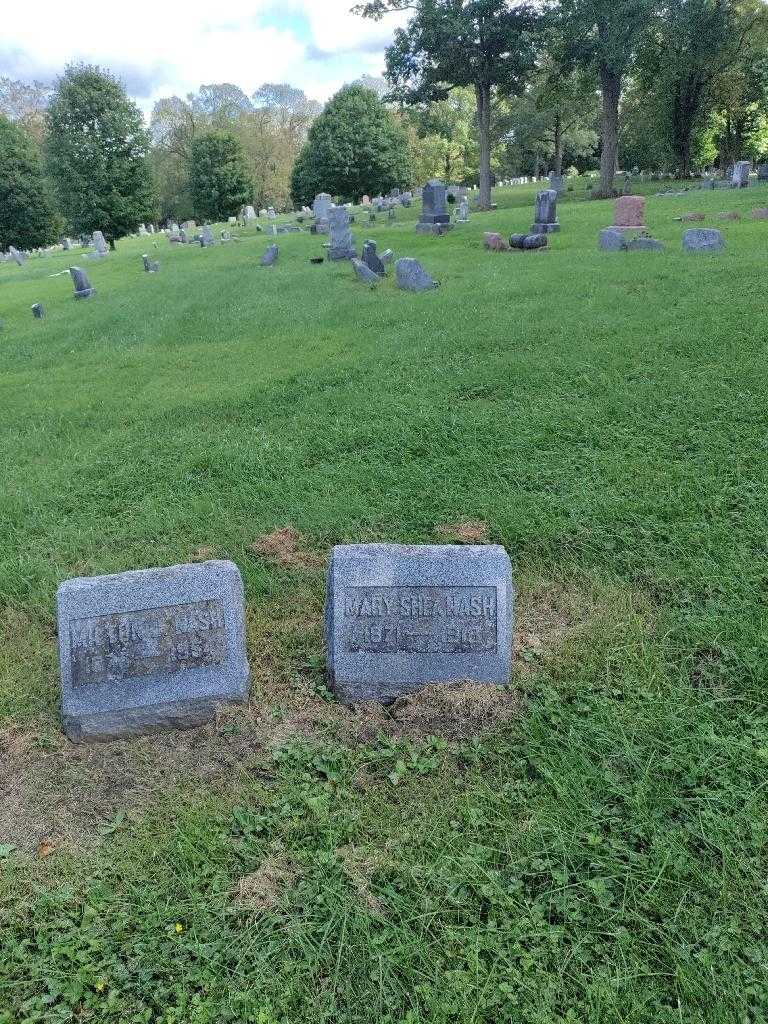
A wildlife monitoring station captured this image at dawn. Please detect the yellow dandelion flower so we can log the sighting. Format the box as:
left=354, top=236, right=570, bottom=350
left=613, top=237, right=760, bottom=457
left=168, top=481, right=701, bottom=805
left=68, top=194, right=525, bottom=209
left=174, top=922, right=184, bottom=934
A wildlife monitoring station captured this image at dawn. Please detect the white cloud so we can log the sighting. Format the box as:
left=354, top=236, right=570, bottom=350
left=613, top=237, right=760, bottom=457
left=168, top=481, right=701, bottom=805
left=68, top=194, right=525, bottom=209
left=0, top=0, right=409, bottom=111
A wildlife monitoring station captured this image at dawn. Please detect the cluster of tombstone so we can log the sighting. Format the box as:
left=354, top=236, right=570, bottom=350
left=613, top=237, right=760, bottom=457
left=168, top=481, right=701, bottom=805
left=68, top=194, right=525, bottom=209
left=596, top=195, right=729, bottom=253
left=56, top=543, right=513, bottom=742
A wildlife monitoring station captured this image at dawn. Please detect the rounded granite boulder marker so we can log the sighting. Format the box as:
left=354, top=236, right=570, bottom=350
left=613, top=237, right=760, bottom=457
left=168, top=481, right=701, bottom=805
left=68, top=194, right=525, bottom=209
left=325, top=544, right=514, bottom=703
left=56, top=560, right=250, bottom=742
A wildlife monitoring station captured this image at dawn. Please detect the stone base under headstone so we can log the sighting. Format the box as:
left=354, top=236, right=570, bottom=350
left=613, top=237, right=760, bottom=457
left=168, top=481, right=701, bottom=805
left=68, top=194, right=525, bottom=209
left=74, top=288, right=96, bottom=299
left=531, top=222, right=560, bottom=233
left=415, top=223, right=454, bottom=236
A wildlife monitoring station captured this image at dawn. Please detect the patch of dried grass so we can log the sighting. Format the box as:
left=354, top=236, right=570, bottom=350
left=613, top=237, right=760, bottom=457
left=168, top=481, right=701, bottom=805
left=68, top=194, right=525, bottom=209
left=234, top=856, right=298, bottom=912
left=249, top=528, right=324, bottom=570
left=435, top=520, right=489, bottom=544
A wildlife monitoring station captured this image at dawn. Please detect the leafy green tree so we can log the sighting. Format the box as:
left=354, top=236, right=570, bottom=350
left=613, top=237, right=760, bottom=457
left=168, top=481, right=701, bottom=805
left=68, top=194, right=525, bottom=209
left=290, top=85, right=409, bottom=205
left=45, top=65, right=155, bottom=244
left=406, top=88, right=478, bottom=184
left=638, top=0, right=767, bottom=176
left=356, top=0, right=539, bottom=209
left=558, top=0, right=656, bottom=194
left=189, top=130, right=252, bottom=221
left=0, top=115, right=59, bottom=250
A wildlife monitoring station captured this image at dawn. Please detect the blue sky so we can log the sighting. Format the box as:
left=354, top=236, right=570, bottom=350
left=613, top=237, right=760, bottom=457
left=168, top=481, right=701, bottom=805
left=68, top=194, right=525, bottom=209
left=1, top=0, right=410, bottom=111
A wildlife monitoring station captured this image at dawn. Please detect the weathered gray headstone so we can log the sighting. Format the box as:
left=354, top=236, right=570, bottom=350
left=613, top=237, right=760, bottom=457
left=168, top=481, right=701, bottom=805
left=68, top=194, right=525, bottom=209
left=599, top=228, right=627, bottom=251
left=244, top=206, right=257, bottom=221
left=396, top=257, right=438, bottom=292
left=138, top=224, right=148, bottom=236
left=142, top=254, right=160, bottom=273
left=92, top=231, right=108, bottom=256
left=200, top=225, right=215, bottom=248
left=532, top=189, right=560, bottom=233
left=682, top=228, right=725, bottom=252
left=416, top=180, right=453, bottom=235
left=179, top=229, right=189, bottom=244
left=758, top=164, right=768, bottom=182
left=732, top=160, right=751, bottom=188
left=62, top=238, right=72, bottom=252
left=31, top=303, right=44, bottom=319
left=56, top=560, right=250, bottom=742
left=9, top=246, right=25, bottom=266
left=549, top=173, right=565, bottom=195
left=69, top=266, right=95, bottom=299
left=362, top=240, right=385, bottom=276
left=313, top=193, right=333, bottom=231
left=325, top=544, right=513, bottom=702
left=455, top=196, right=470, bottom=223
left=260, top=244, right=279, bottom=266
left=352, top=258, right=381, bottom=285
left=380, top=248, right=394, bottom=264
left=328, top=206, right=356, bottom=260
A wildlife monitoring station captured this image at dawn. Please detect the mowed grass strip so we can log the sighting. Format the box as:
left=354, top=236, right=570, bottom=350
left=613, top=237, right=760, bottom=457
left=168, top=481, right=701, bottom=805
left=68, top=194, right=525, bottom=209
left=0, top=182, right=767, bottom=1021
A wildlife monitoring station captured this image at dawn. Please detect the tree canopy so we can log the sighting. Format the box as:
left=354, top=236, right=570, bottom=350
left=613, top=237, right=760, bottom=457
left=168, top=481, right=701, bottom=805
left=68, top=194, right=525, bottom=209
left=189, top=131, right=253, bottom=221
left=0, top=115, right=59, bottom=250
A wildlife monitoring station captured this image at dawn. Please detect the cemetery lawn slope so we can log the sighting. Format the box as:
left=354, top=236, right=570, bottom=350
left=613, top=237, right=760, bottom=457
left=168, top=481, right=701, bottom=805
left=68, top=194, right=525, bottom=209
left=0, top=183, right=767, bottom=1022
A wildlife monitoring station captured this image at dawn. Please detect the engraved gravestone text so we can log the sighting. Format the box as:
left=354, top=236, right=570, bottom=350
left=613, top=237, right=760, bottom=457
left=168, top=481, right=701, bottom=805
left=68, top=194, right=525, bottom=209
left=342, top=586, right=497, bottom=654
left=70, top=599, right=227, bottom=687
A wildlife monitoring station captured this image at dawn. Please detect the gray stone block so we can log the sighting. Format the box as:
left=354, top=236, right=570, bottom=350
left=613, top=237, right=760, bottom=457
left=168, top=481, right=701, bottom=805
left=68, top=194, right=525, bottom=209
left=352, top=258, right=381, bottom=285
left=31, top=303, right=44, bottom=319
left=325, top=544, right=514, bottom=702
left=395, top=258, right=438, bottom=292
left=57, top=560, right=250, bottom=742
left=599, top=228, right=627, bottom=251
left=415, top=223, right=453, bottom=236
left=362, top=240, right=385, bottom=276
left=682, top=228, right=725, bottom=253
left=69, top=266, right=95, bottom=298
left=260, top=244, right=278, bottom=266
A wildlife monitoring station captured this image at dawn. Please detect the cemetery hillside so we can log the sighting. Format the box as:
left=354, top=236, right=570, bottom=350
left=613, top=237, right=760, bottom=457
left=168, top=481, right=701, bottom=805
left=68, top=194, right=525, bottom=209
left=2, top=3, right=768, bottom=1021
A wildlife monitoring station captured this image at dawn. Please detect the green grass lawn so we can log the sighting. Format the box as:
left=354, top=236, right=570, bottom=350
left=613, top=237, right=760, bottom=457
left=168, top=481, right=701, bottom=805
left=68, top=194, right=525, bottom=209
left=1, top=180, right=767, bottom=1023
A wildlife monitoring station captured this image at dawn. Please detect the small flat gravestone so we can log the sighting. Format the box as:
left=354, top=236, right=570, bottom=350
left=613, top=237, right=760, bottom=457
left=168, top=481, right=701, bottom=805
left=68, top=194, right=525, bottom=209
left=260, top=244, right=278, bottom=266
left=599, top=228, right=627, bottom=251
left=352, top=258, right=381, bottom=285
left=682, top=228, right=725, bottom=253
left=752, top=208, right=768, bottom=220
left=70, top=266, right=95, bottom=299
left=626, top=235, right=664, bottom=252
left=142, top=254, right=160, bottom=273
left=395, top=258, right=438, bottom=292
left=57, top=560, right=250, bottom=742
left=484, top=232, right=510, bottom=252
left=325, top=544, right=514, bottom=702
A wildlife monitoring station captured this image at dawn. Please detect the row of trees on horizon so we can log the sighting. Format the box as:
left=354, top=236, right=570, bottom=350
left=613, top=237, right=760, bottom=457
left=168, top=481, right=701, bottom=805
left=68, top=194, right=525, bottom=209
left=2, top=0, right=768, bottom=250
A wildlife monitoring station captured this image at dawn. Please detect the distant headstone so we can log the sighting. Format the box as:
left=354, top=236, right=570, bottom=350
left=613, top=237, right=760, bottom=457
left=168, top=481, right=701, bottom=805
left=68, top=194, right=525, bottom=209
left=532, top=189, right=560, bottom=233
left=259, top=208, right=268, bottom=219
left=417, top=180, right=453, bottom=235
left=92, top=231, right=109, bottom=256
left=244, top=206, right=257, bottom=221
left=69, top=266, right=95, bottom=299
left=142, top=254, right=160, bottom=273
left=325, top=544, right=513, bottom=702
left=328, top=206, right=356, bottom=260
left=395, top=257, right=438, bottom=292
left=31, top=303, right=44, bottom=319
left=267, top=207, right=276, bottom=219
left=200, top=225, right=215, bottom=248
left=62, top=238, right=72, bottom=252
left=751, top=208, right=768, bottom=220
left=682, top=228, right=725, bottom=253
left=484, top=232, right=510, bottom=251
left=179, top=229, right=189, bottom=244
left=549, top=173, right=565, bottom=195
left=260, top=244, right=278, bottom=266
left=718, top=210, right=740, bottom=221
left=9, top=246, right=25, bottom=266
left=676, top=212, right=706, bottom=222
left=757, top=164, right=768, bottom=182
left=352, top=258, right=381, bottom=285
left=362, top=195, right=371, bottom=206
left=362, top=239, right=385, bottom=276
left=380, top=248, right=393, bottom=264
left=613, top=195, right=645, bottom=228
left=732, top=161, right=751, bottom=188
left=599, top=228, right=627, bottom=251
left=455, top=196, right=470, bottom=223
left=56, top=560, right=250, bottom=742
left=138, top=224, right=148, bottom=236
left=182, top=220, right=197, bottom=231
left=228, top=216, right=237, bottom=225
left=313, top=193, right=333, bottom=231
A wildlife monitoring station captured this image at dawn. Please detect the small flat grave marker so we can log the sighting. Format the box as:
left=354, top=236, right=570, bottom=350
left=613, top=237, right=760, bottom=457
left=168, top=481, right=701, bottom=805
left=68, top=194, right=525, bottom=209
left=325, top=544, right=513, bottom=702
left=57, top=560, right=250, bottom=742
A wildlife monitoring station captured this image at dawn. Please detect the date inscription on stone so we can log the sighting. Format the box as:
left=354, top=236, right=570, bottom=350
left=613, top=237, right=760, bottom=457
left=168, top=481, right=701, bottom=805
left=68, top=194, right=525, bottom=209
left=70, top=599, right=227, bottom=687
left=342, top=586, right=497, bottom=655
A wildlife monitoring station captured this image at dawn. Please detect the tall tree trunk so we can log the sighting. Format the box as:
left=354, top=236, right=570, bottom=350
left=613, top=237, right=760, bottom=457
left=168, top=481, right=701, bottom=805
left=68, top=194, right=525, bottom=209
left=475, top=82, right=492, bottom=209
left=599, top=66, right=621, bottom=195
left=553, top=111, right=563, bottom=176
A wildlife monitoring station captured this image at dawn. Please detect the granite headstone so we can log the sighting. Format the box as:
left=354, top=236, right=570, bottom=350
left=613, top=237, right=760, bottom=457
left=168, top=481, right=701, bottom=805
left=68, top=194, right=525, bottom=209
left=395, top=258, right=438, bottom=292
left=325, top=544, right=513, bottom=702
left=57, top=560, right=250, bottom=742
